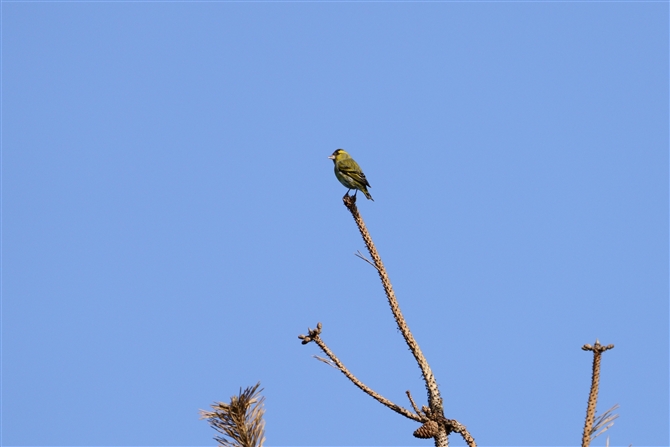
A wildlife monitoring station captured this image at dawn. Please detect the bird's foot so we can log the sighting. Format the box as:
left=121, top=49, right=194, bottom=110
left=343, top=193, right=357, bottom=207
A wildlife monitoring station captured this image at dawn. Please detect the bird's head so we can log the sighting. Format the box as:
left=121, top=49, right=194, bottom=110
left=328, top=149, right=350, bottom=163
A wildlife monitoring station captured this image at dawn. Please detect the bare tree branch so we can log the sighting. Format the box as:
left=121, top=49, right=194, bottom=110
left=342, top=195, right=449, bottom=446
left=406, top=390, right=423, bottom=417
left=298, top=194, right=478, bottom=447
left=581, top=340, right=615, bottom=447
left=299, top=323, right=424, bottom=422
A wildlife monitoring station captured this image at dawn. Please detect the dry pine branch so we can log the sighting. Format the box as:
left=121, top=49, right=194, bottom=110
left=200, top=382, right=266, bottom=447
left=298, top=195, right=477, bottom=447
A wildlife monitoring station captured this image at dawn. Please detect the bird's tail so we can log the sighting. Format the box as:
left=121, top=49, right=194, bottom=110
left=362, top=187, right=374, bottom=201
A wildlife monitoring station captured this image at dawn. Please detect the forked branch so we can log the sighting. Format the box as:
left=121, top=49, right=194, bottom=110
left=298, top=194, right=477, bottom=447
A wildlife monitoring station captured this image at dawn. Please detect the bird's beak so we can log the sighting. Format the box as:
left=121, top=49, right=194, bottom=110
left=327, top=155, right=335, bottom=160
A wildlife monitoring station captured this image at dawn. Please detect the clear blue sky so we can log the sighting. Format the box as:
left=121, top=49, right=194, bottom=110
left=3, top=2, right=668, bottom=446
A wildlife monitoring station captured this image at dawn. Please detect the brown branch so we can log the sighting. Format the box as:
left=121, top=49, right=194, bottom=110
left=581, top=340, right=615, bottom=447
left=440, top=418, right=477, bottom=447
left=342, top=195, right=456, bottom=447
left=299, top=322, right=424, bottom=422
left=298, top=195, right=477, bottom=447
left=406, top=390, right=423, bottom=416
left=407, top=389, right=475, bottom=446
left=342, top=195, right=443, bottom=415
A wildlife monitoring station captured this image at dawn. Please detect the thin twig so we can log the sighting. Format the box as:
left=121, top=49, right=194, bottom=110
left=406, top=390, right=423, bottom=416
left=355, top=250, right=380, bottom=271
left=313, top=355, right=338, bottom=369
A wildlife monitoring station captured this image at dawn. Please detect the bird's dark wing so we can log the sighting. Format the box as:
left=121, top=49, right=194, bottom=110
left=339, top=159, right=371, bottom=187
left=358, top=171, right=371, bottom=187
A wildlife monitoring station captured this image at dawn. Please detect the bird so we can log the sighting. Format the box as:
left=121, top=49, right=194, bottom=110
left=328, top=149, right=373, bottom=201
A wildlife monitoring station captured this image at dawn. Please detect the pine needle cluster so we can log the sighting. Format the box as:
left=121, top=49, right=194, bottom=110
left=200, top=382, right=266, bottom=447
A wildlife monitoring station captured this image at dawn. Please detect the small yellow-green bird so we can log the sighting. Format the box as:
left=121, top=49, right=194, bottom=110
left=328, top=149, right=373, bottom=201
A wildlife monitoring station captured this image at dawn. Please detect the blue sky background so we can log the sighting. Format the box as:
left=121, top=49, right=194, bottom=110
left=2, top=2, right=668, bottom=446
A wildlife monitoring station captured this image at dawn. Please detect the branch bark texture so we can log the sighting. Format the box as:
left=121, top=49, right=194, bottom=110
left=581, top=340, right=614, bottom=447
left=343, top=195, right=443, bottom=414
left=299, top=195, right=478, bottom=447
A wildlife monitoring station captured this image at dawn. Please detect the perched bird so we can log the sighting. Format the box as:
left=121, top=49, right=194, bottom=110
left=328, top=149, right=373, bottom=201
